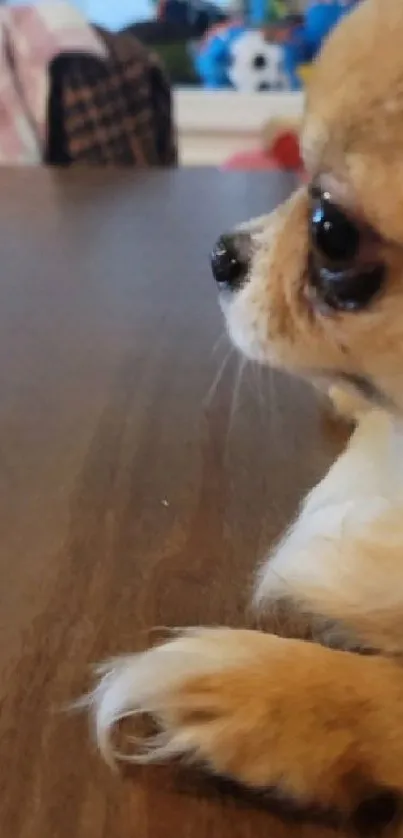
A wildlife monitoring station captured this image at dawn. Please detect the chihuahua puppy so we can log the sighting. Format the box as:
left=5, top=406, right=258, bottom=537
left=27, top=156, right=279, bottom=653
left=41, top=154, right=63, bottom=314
left=89, top=0, right=403, bottom=828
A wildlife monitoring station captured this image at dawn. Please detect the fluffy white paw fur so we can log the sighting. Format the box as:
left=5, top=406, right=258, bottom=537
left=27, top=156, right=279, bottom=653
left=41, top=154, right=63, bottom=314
left=88, top=628, right=265, bottom=767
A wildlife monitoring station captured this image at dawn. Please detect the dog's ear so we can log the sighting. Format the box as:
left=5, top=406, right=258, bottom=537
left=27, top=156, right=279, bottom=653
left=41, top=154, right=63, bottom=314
left=303, top=0, right=403, bottom=242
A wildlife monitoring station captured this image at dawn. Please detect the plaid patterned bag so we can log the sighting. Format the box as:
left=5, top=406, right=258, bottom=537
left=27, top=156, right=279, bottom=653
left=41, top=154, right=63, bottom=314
left=46, top=29, right=177, bottom=166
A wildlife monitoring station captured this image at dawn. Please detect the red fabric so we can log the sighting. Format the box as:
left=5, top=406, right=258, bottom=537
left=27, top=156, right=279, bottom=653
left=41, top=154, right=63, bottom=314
left=271, top=131, right=302, bottom=170
left=222, top=149, right=280, bottom=170
left=223, top=131, right=304, bottom=174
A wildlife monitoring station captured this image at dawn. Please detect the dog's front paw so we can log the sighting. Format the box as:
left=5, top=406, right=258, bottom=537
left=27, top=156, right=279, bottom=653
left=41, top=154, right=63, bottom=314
left=88, top=628, right=276, bottom=782
left=88, top=628, right=401, bottom=818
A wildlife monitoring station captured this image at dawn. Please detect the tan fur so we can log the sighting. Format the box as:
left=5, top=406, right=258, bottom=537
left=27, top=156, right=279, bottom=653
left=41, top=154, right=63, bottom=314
left=156, top=631, right=403, bottom=807
left=89, top=2, right=403, bottom=832
left=328, top=385, right=368, bottom=422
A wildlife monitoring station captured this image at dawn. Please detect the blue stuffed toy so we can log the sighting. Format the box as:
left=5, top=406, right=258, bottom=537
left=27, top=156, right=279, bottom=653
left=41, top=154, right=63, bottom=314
left=283, top=1, right=359, bottom=89
left=195, top=23, right=246, bottom=88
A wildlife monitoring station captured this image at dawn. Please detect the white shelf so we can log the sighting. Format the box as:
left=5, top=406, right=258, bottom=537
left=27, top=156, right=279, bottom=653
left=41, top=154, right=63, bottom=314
left=174, top=88, right=305, bottom=166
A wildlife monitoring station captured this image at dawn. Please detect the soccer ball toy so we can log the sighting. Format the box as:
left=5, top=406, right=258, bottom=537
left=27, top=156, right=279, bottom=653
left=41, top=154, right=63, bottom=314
left=228, top=30, right=287, bottom=92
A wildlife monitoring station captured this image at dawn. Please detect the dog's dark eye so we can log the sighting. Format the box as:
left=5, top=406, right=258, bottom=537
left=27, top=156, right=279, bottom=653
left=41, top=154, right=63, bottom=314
left=308, top=190, right=384, bottom=312
left=311, top=199, right=360, bottom=262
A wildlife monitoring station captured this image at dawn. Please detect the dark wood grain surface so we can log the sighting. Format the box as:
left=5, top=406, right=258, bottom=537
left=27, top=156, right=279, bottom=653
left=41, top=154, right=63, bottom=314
left=0, top=168, right=347, bottom=838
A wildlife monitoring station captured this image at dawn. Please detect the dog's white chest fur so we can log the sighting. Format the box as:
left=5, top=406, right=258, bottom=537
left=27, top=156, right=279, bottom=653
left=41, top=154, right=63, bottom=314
left=255, top=410, right=403, bottom=643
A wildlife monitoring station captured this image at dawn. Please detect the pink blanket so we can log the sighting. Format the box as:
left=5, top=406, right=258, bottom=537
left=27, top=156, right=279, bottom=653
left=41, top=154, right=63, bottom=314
left=0, top=1, right=107, bottom=164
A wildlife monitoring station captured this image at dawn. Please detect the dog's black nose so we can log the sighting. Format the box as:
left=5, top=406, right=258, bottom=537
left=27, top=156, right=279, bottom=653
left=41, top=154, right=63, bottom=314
left=211, top=233, right=250, bottom=291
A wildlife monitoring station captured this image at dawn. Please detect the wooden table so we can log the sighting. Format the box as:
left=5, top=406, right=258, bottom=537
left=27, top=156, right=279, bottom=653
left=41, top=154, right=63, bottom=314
left=0, top=169, right=346, bottom=838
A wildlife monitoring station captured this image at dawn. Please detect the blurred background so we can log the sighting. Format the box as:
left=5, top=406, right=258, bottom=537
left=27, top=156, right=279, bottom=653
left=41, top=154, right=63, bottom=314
left=72, top=2, right=160, bottom=30
left=0, top=1, right=359, bottom=168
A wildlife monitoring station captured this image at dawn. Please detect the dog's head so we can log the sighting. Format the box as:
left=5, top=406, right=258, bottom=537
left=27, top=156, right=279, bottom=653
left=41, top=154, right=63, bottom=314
left=212, top=0, right=403, bottom=412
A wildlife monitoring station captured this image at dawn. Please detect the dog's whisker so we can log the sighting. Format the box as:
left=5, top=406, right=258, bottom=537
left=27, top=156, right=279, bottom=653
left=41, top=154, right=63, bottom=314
left=203, top=346, right=233, bottom=407
left=210, top=331, right=228, bottom=359
left=228, top=355, right=246, bottom=442
left=249, top=361, right=265, bottom=417
left=266, top=366, right=282, bottom=438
